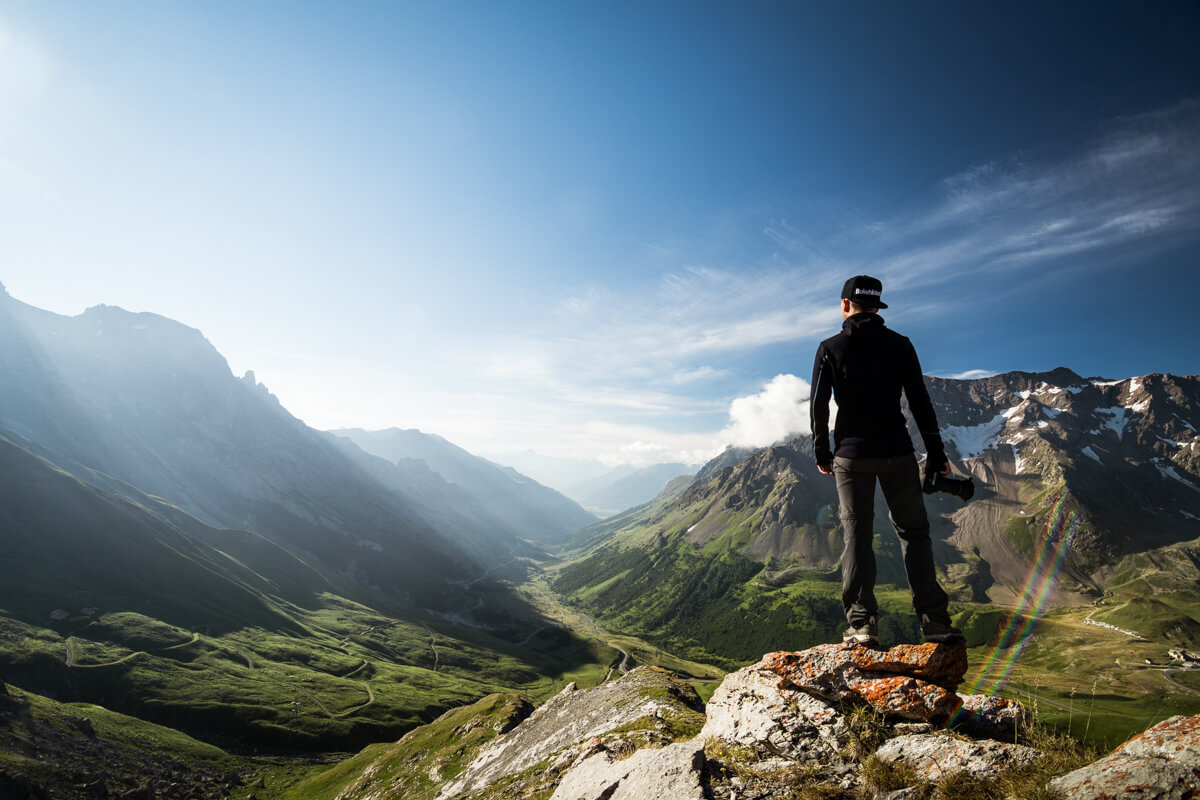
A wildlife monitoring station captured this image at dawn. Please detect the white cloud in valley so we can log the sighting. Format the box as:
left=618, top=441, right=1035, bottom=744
left=718, top=373, right=812, bottom=449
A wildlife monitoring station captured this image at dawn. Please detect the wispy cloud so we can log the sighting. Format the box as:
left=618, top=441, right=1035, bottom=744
left=884, top=100, right=1200, bottom=287
left=293, top=100, right=1200, bottom=466
left=932, top=369, right=1000, bottom=381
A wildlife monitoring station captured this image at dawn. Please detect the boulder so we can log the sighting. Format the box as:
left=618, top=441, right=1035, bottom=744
left=874, top=733, right=1041, bottom=781
left=1050, top=714, right=1200, bottom=799
left=954, top=694, right=1030, bottom=740
left=549, top=740, right=705, bottom=800
left=759, top=642, right=966, bottom=722
left=699, top=659, right=850, bottom=763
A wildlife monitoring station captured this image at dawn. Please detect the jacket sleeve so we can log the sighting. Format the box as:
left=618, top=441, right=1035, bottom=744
left=810, top=344, right=834, bottom=464
left=901, top=339, right=946, bottom=465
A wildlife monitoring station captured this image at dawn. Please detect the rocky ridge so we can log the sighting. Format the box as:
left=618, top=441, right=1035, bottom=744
left=324, top=641, right=1200, bottom=800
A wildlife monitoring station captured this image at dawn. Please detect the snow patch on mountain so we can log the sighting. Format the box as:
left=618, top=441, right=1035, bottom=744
left=1011, top=445, right=1027, bottom=474
left=1082, top=446, right=1102, bottom=463
left=1155, top=458, right=1200, bottom=491
left=943, top=413, right=1007, bottom=459
left=1095, top=407, right=1130, bottom=439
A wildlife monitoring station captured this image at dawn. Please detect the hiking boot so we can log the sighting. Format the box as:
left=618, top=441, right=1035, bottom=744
left=921, top=618, right=965, bottom=644
left=842, top=619, right=878, bottom=646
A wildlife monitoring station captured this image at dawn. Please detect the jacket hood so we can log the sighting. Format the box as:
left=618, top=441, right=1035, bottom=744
left=842, top=312, right=886, bottom=335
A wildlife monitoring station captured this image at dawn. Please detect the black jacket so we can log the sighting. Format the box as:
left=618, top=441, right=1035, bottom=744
left=809, top=313, right=945, bottom=465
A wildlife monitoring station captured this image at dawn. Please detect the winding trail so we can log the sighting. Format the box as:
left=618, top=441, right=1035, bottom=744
left=296, top=681, right=376, bottom=719
left=424, top=625, right=441, bottom=671
left=65, top=631, right=199, bottom=669
left=577, top=611, right=630, bottom=676
left=449, top=553, right=521, bottom=588
left=1162, top=670, right=1200, bottom=697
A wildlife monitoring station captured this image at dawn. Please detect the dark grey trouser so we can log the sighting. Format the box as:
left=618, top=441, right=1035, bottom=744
left=833, top=454, right=950, bottom=627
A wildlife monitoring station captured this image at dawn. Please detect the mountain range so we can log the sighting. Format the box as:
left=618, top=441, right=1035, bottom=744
left=331, top=427, right=597, bottom=544
left=560, top=462, right=696, bottom=517
left=0, top=286, right=608, bottom=759
left=4, top=282, right=1200, bottom=796
left=556, top=368, right=1200, bottom=664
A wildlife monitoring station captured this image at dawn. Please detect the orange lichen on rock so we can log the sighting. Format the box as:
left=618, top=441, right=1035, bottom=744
left=850, top=642, right=968, bottom=688
left=846, top=675, right=963, bottom=721
left=760, top=642, right=965, bottom=723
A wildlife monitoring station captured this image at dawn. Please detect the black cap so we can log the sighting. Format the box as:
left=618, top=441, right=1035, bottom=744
left=841, top=275, right=888, bottom=309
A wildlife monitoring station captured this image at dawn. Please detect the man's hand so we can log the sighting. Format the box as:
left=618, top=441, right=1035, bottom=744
left=817, top=461, right=834, bottom=476
left=939, top=460, right=950, bottom=476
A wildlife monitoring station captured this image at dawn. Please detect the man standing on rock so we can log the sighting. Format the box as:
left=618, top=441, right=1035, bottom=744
left=809, top=275, right=963, bottom=647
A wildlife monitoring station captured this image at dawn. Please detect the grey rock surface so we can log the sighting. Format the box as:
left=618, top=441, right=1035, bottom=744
left=1049, top=714, right=1200, bottom=799
left=436, top=667, right=703, bottom=800
left=698, top=658, right=849, bottom=764
left=549, top=740, right=705, bottom=800
left=874, top=733, right=1041, bottom=781
left=955, top=693, right=1030, bottom=740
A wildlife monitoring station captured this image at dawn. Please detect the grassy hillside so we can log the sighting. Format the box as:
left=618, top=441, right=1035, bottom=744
left=0, top=432, right=614, bottom=760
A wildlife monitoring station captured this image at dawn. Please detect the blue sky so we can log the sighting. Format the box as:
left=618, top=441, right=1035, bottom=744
left=2, top=2, right=1199, bottom=467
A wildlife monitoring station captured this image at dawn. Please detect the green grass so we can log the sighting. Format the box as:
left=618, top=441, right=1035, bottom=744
left=959, top=602, right=1200, bottom=749
left=282, top=693, right=531, bottom=800
left=1004, top=516, right=1037, bottom=560
left=0, top=583, right=626, bottom=757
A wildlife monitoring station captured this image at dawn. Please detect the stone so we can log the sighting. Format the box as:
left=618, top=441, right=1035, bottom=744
left=549, top=740, right=706, bottom=800
left=954, top=694, right=1030, bottom=740
left=851, top=642, right=968, bottom=688
left=65, top=715, right=96, bottom=738
left=436, top=667, right=705, bottom=800
left=874, top=733, right=1041, bottom=781
left=760, top=642, right=966, bottom=722
left=699, top=660, right=850, bottom=764
left=1050, top=714, right=1200, bottom=799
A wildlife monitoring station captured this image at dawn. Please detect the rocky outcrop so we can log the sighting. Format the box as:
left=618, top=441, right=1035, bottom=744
left=429, top=642, right=1040, bottom=800
left=955, top=693, right=1029, bottom=739
left=757, top=643, right=967, bottom=722
left=398, top=643, right=1200, bottom=800
left=1049, top=714, right=1200, bottom=799
left=435, top=667, right=705, bottom=800
left=698, top=656, right=851, bottom=764
left=698, top=641, right=969, bottom=761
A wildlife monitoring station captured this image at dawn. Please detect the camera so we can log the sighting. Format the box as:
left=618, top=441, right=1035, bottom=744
left=922, top=464, right=975, bottom=502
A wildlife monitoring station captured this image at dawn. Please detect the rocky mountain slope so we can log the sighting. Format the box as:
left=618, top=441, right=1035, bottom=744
left=927, top=368, right=1200, bottom=601
left=555, top=368, right=1200, bottom=664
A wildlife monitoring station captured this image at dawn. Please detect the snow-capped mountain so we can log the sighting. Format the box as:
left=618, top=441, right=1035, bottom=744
left=927, top=369, right=1199, bottom=572
left=556, top=368, right=1200, bottom=662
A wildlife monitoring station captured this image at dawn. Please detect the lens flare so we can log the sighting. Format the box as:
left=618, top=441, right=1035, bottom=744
left=952, top=487, right=1080, bottom=724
